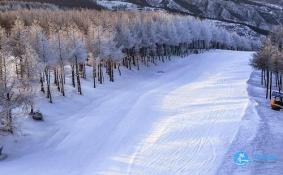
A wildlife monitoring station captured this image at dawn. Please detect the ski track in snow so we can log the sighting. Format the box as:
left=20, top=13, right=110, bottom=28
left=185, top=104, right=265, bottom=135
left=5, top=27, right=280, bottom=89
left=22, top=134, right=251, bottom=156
left=0, top=50, right=253, bottom=175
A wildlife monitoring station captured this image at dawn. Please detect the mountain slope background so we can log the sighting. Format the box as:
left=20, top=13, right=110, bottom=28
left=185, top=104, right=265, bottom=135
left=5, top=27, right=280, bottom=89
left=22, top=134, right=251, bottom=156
left=0, top=0, right=282, bottom=36
left=160, top=0, right=282, bottom=32
left=117, top=0, right=282, bottom=34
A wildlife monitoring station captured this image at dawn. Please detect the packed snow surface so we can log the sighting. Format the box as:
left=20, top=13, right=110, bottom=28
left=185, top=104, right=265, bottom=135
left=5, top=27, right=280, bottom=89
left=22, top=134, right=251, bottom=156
left=218, top=70, right=283, bottom=175
left=1, top=50, right=255, bottom=175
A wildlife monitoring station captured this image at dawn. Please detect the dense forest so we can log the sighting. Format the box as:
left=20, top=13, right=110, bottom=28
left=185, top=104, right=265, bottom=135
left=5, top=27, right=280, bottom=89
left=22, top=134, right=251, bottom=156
left=0, top=9, right=259, bottom=133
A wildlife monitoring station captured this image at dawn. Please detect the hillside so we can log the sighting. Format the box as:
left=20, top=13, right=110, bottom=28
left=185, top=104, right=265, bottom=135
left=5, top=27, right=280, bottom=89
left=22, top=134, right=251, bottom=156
left=168, top=0, right=282, bottom=31
left=96, top=0, right=282, bottom=34
left=1, top=0, right=282, bottom=35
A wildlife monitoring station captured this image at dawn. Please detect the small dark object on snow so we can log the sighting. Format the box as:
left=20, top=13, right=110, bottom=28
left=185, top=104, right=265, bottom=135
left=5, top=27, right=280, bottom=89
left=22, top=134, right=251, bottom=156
left=0, top=146, right=8, bottom=161
left=31, top=112, right=43, bottom=121
left=157, top=70, right=165, bottom=74
left=271, top=91, right=283, bottom=111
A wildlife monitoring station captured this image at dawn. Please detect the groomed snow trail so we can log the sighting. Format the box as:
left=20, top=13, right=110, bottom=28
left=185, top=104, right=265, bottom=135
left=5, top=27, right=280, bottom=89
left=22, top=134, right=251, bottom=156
left=0, top=50, right=253, bottom=175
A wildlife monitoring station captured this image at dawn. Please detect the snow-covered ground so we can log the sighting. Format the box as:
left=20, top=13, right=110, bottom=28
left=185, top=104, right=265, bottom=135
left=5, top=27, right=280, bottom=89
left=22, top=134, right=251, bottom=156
left=217, top=70, right=283, bottom=175
left=1, top=50, right=278, bottom=175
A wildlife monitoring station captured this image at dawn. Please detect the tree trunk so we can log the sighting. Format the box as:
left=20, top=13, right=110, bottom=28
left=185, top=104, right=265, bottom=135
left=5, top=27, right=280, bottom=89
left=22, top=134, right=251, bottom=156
left=266, top=70, right=269, bottom=99
left=261, top=70, right=263, bottom=85
left=93, top=61, right=96, bottom=88
left=40, top=73, right=45, bottom=93
left=75, top=57, right=82, bottom=95
left=6, top=93, right=13, bottom=134
left=71, top=65, right=75, bottom=87
left=269, top=71, right=272, bottom=100
left=60, top=70, right=65, bottom=96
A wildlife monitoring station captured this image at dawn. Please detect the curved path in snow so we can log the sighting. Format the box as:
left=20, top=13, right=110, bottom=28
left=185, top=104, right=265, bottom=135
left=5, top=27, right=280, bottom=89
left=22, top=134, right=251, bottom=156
left=0, top=50, right=253, bottom=175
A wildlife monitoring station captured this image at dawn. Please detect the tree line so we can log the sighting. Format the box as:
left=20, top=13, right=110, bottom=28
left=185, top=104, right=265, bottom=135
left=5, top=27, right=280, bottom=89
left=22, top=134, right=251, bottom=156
left=0, top=0, right=103, bottom=11
left=251, top=26, right=283, bottom=99
left=0, top=9, right=258, bottom=133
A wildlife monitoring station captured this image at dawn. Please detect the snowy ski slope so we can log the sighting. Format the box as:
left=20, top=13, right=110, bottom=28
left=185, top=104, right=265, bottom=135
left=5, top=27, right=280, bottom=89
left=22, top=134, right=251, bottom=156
left=0, top=50, right=253, bottom=175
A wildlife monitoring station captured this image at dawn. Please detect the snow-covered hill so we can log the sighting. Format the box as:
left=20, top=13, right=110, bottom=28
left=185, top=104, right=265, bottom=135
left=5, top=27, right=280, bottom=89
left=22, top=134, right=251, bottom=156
left=95, top=0, right=282, bottom=34
left=167, top=0, right=282, bottom=30
left=1, top=50, right=260, bottom=175
left=2, top=0, right=282, bottom=36
left=0, top=0, right=279, bottom=42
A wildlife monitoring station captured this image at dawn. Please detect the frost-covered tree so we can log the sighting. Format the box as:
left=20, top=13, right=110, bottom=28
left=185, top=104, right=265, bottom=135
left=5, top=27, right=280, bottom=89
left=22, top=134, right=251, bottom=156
left=29, top=21, right=54, bottom=103
left=251, top=26, right=283, bottom=100
left=67, top=24, right=87, bottom=94
left=0, top=24, right=38, bottom=133
left=49, top=23, right=68, bottom=96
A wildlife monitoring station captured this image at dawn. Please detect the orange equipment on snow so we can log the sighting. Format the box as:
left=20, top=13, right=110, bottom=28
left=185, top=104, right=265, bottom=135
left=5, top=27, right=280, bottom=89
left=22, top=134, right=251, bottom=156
left=271, top=91, right=283, bottom=111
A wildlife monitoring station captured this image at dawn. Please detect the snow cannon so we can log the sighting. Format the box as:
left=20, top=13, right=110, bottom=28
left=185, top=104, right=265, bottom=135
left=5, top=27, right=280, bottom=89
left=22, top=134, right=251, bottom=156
left=271, top=91, right=283, bottom=111
left=0, top=146, right=8, bottom=161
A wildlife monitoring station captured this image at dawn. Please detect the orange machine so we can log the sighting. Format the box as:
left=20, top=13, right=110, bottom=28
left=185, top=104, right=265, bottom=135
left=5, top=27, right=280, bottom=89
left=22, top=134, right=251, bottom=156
left=271, top=91, right=283, bottom=111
